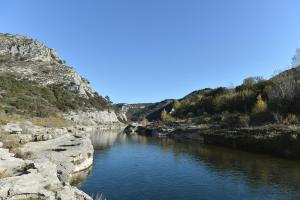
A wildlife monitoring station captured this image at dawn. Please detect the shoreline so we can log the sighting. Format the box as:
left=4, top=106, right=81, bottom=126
left=130, top=123, right=300, bottom=160
left=0, top=122, right=126, bottom=200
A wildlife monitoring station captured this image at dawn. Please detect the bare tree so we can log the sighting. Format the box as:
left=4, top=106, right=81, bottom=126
left=265, top=72, right=298, bottom=121
left=268, top=72, right=297, bottom=101
left=292, top=48, right=300, bottom=67
left=243, top=76, right=264, bottom=87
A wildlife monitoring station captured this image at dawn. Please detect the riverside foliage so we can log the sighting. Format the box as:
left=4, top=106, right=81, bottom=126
left=173, top=66, right=300, bottom=125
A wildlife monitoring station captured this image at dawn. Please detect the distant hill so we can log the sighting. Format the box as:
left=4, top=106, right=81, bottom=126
left=120, top=65, right=300, bottom=125
left=115, top=99, right=174, bottom=122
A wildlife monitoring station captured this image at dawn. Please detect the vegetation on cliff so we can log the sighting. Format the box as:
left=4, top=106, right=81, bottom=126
left=0, top=74, right=110, bottom=118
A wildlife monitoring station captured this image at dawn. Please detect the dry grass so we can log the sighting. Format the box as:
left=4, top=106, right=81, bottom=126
left=0, top=113, right=74, bottom=128
left=0, top=113, right=23, bottom=125
left=198, top=124, right=209, bottom=129
left=30, top=115, right=74, bottom=128
left=287, top=125, right=300, bottom=131
left=14, top=150, right=34, bottom=159
left=0, top=169, right=13, bottom=179
left=0, top=133, right=23, bottom=150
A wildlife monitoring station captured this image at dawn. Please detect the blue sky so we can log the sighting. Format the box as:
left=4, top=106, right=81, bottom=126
left=1, top=0, right=300, bottom=103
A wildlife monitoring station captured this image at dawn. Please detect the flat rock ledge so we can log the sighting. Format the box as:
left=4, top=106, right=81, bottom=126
left=16, top=133, right=94, bottom=183
left=0, top=124, right=94, bottom=200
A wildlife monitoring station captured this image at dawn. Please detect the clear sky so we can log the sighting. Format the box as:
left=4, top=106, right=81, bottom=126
left=1, top=0, right=300, bottom=103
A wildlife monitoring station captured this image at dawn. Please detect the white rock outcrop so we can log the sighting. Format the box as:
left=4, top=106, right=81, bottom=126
left=0, top=155, right=92, bottom=200
left=0, top=34, right=61, bottom=63
left=1, top=123, right=23, bottom=134
left=16, top=132, right=94, bottom=182
left=0, top=123, right=94, bottom=200
left=65, top=110, right=120, bottom=126
left=0, top=33, right=95, bottom=98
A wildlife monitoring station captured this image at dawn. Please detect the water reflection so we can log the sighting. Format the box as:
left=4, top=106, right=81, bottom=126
left=82, top=130, right=300, bottom=200
left=153, top=138, right=300, bottom=191
left=90, top=130, right=124, bottom=150
left=71, top=167, right=92, bottom=187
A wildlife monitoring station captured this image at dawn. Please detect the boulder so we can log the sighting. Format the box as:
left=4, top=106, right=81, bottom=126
left=2, top=123, right=22, bottom=134
left=124, top=123, right=140, bottom=135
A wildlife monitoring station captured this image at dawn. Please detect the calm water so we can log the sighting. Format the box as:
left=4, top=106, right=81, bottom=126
left=78, top=131, right=300, bottom=200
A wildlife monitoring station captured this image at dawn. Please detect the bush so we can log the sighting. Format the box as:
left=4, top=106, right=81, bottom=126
left=284, top=114, right=299, bottom=124
left=173, top=100, right=182, bottom=110
left=140, top=116, right=148, bottom=126
left=221, top=114, right=250, bottom=128
left=252, top=94, right=268, bottom=113
left=161, top=109, right=174, bottom=123
left=250, top=112, right=275, bottom=126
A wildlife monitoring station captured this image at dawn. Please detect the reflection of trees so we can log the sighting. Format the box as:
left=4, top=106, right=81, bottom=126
left=156, top=139, right=300, bottom=190
left=87, top=132, right=300, bottom=192
left=71, top=167, right=92, bottom=187
left=90, top=130, right=122, bottom=150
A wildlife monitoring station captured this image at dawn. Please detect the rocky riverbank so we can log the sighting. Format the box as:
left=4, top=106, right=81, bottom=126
left=126, top=123, right=300, bottom=159
left=0, top=121, right=125, bottom=200
left=0, top=33, right=127, bottom=199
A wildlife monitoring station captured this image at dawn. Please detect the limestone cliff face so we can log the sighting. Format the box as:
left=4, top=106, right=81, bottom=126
left=0, top=33, right=95, bottom=98
left=64, top=110, right=120, bottom=125
left=0, top=33, right=120, bottom=124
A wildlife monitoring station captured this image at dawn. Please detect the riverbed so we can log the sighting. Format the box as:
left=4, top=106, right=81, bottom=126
left=79, top=131, right=300, bottom=200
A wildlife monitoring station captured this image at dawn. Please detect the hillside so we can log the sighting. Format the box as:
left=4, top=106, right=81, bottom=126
left=0, top=33, right=118, bottom=125
left=173, top=66, right=300, bottom=124
left=124, top=66, right=300, bottom=126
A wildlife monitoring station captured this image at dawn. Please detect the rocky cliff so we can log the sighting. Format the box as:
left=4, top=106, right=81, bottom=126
left=0, top=33, right=94, bottom=97
left=0, top=33, right=124, bottom=200
left=0, top=33, right=120, bottom=125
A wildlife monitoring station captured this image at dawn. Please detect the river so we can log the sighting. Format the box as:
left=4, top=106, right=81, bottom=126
left=78, top=130, right=300, bottom=200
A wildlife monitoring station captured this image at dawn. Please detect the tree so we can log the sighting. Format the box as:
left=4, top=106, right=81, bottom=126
left=292, top=48, right=300, bottom=67
left=252, top=94, right=267, bottom=113
left=243, top=77, right=264, bottom=88
left=104, top=96, right=112, bottom=104
left=266, top=71, right=299, bottom=114
left=141, top=116, right=148, bottom=126
left=173, top=100, right=181, bottom=110
left=268, top=72, right=297, bottom=101
left=161, top=109, right=174, bottom=123
left=161, top=109, right=167, bottom=121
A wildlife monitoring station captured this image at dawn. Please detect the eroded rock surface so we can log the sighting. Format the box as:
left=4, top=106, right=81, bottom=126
left=17, top=133, right=93, bottom=182
left=0, top=33, right=95, bottom=98
left=0, top=123, right=94, bottom=200
left=64, top=110, right=120, bottom=126
left=0, top=155, right=92, bottom=200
